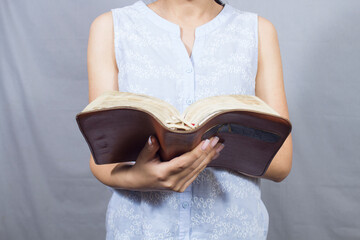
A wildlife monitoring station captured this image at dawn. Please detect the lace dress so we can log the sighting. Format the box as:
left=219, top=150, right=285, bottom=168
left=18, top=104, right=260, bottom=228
left=105, top=1, right=269, bottom=239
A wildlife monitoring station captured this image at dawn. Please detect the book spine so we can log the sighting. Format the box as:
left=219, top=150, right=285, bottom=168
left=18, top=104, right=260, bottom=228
left=165, top=115, right=197, bottom=131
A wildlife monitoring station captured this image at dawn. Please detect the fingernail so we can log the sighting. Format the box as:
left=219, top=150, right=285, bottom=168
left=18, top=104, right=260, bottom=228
left=216, top=143, right=225, bottom=153
left=201, top=139, right=210, bottom=151
left=210, top=136, right=219, bottom=148
left=213, top=152, right=220, bottom=160
left=148, top=136, right=153, bottom=146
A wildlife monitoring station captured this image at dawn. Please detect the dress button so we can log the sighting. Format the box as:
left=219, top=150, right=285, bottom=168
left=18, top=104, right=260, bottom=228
left=186, top=99, right=193, bottom=105
left=185, top=67, right=193, bottom=73
left=182, top=201, right=189, bottom=209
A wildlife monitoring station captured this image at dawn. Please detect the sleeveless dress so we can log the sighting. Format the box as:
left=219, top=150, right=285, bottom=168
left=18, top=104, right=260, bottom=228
left=106, top=1, right=269, bottom=239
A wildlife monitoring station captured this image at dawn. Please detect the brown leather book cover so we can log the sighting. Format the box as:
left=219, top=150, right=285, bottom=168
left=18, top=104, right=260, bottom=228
left=75, top=91, right=292, bottom=176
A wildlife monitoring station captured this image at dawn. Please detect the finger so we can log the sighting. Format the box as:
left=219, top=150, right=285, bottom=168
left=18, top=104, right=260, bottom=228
left=179, top=163, right=208, bottom=192
left=136, top=135, right=160, bottom=164
left=174, top=142, right=224, bottom=191
left=212, top=152, right=220, bottom=160
left=161, top=137, right=216, bottom=176
left=174, top=138, right=221, bottom=180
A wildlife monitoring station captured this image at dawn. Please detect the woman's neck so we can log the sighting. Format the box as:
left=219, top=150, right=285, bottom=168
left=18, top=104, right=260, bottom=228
left=147, top=0, right=224, bottom=28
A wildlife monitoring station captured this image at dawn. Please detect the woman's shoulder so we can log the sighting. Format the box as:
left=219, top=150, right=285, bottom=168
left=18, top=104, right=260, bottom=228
left=91, top=10, right=112, bottom=27
left=229, top=6, right=277, bottom=32
left=87, top=12, right=115, bottom=69
left=88, top=5, right=134, bottom=36
left=229, top=6, right=258, bottom=19
left=257, top=15, right=279, bottom=42
left=232, top=8, right=278, bottom=41
left=110, top=2, right=141, bottom=19
left=258, top=15, right=277, bottom=32
left=90, top=2, right=139, bottom=29
left=89, top=11, right=113, bottom=35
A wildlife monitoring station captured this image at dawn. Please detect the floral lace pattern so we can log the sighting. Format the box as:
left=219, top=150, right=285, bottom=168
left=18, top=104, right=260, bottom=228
left=106, top=1, right=268, bottom=239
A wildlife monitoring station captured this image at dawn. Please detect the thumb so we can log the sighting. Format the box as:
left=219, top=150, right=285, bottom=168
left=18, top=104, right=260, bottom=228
left=136, top=135, right=160, bottom=163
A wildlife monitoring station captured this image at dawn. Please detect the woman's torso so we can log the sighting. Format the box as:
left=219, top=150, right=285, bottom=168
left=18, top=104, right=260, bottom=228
left=106, top=1, right=269, bottom=239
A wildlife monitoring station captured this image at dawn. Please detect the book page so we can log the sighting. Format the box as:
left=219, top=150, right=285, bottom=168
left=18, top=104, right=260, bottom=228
left=81, top=91, right=182, bottom=128
left=182, top=94, right=281, bottom=127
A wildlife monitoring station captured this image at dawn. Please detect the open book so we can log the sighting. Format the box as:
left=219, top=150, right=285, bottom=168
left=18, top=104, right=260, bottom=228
left=76, top=91, right=292, bottom=176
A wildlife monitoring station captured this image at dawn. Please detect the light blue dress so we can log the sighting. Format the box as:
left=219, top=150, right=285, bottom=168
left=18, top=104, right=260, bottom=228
left=106, top=1, right=269, bottom=239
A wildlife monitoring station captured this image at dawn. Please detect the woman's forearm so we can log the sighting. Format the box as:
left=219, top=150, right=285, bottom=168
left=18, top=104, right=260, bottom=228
left=262, top=133, right=293, bottom=182
left=89, top=155, right=134, bottom=189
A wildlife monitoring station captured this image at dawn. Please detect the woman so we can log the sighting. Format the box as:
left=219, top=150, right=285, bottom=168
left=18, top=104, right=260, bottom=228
left=87, top=0, right=293, bottom=239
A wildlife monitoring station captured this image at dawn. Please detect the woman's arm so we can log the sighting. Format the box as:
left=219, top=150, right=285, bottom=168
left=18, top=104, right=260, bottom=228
left=87, top=11, right=134, bottom=189
left=254, top=16, right=293, bottom=182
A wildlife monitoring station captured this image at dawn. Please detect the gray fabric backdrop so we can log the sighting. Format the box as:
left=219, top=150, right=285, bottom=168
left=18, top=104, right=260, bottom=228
left=1, top=0, right=359, bottom=239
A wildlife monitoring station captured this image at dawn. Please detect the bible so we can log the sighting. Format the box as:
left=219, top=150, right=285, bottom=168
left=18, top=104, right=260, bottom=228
left=75, top=90, right=292, bottom=176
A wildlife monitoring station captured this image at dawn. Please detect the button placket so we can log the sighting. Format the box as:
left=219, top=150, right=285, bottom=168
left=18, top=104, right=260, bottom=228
left=179, top=184, right=192, bottom=240
left=185, top=60, right=194, bottom=107
left=176, top=34, right=198, bottom=111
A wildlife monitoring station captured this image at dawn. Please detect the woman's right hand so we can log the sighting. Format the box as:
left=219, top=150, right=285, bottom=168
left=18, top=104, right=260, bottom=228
left=125, top=135, right=225, bottom=192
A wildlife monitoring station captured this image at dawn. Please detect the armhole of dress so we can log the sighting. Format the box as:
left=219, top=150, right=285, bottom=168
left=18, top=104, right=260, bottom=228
left=254, top=13, right=259, bottom=93
left=110, top=9, right=121, bottom=72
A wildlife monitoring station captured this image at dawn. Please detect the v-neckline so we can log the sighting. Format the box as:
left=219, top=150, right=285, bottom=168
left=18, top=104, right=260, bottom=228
left=136, top=0, right=231, bottom=39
